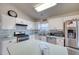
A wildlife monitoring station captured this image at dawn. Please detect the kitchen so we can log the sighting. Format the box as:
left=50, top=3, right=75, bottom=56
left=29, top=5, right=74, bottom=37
left=0, top=3, right=79, bottom=55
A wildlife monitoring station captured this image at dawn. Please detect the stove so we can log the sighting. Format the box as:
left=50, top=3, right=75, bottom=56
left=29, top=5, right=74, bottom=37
left=14, top=33, right=29, bottom=42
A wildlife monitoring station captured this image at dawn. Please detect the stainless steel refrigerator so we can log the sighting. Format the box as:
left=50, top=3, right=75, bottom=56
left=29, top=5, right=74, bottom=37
left=65, top=19, right=79, bottom=49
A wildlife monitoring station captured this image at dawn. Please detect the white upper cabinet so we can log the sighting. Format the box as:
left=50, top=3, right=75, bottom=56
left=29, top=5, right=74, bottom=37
left=48, top=18, right=64, bottom=30
left=0, top=15, right=16, bottom=29
left=67, top=21, right=76, bottom=28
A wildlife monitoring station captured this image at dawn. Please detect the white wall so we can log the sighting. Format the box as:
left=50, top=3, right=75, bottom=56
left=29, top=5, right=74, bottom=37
left=0, top=4, right=35, bottom=30
left=1, top=15, right=16, bottom=29
left=47, top=11, right=79, bottom=30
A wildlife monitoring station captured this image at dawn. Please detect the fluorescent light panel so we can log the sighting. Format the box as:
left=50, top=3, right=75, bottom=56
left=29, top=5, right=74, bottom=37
left=34, top=3, right=56, bottom=12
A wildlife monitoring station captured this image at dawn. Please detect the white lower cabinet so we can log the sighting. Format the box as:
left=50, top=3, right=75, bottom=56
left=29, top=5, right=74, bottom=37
left=38, top=36, right=64, bottom=46
left=47, top=36, right=64, bottom=46
left=56, top=39, right=64, bottom=46
left=47, top=38, right=56, bottom=44
left=0, top=38, right=16, bottom=55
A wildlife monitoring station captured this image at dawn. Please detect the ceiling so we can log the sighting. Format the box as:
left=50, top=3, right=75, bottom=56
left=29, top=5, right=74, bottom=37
left=11, top=3, right=79, bottom=20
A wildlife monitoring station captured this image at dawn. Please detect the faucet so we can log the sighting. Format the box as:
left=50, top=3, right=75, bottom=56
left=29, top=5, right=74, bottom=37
left=39, top=42, right=49, bottom=55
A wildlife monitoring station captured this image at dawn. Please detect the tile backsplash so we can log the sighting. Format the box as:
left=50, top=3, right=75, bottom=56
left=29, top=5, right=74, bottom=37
left=0, top=29, right=15, bottom=38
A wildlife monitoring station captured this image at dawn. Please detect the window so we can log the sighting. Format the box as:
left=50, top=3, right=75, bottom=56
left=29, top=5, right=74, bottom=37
left=38, top=23, right=49, bottom=31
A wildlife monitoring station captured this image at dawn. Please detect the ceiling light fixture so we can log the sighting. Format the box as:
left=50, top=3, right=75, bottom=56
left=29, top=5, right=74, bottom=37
left=34, top=3, right=57, bottom=12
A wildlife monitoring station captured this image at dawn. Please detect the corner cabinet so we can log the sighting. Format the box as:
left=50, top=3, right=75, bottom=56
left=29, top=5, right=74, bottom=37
left=0, top=15, right=16, bottom=29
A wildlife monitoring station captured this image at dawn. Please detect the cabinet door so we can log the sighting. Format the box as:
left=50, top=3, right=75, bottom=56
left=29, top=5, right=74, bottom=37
left=40, top=36, right=47, bottom=42
left=1, top=15, right=16, bottom=29
left=56, top=39, right=64, bottom=46
left=47, top=37, right=56, bottom=44
left=2, top=39, right=16, bottom=55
